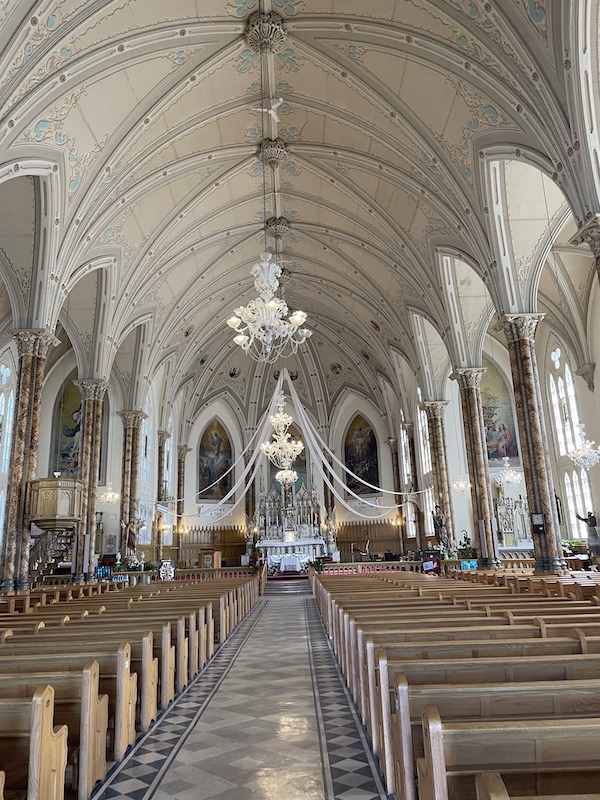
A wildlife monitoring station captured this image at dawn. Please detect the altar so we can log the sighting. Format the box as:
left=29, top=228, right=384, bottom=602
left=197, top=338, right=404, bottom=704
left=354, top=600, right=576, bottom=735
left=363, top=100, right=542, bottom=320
left=254, top=483, right=328, bottom=564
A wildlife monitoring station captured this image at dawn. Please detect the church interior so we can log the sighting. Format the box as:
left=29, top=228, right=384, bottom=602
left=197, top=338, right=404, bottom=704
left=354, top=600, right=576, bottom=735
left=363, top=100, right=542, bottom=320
left=2, top=1, right=600, bottom=799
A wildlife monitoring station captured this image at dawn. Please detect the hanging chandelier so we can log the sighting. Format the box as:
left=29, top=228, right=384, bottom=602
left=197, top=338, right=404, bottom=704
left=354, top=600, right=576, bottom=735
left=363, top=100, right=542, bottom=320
left=494, top=456, right=522, bottom=487
left=99, top=483, right=120, bottom=504
left=227, top=252, right=311, bottom=363
left=260, top=393, right=304, bottom=486
left=568, top=423, right=600, bottom=470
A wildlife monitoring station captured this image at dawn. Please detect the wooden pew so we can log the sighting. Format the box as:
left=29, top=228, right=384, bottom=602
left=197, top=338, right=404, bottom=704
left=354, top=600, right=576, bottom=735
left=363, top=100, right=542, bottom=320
left=475, top=772, right=600, bottom=800
left=0, top=644, right=136, bottom=761
left=417, top=707, right=600, bottom=800
left=0, top=685, right=68, bottom=800
left=5, top=630, right=159, bottom=733
left=0, top=662, right=107, bottom=800
left=394, top=677, right=600, bottom=800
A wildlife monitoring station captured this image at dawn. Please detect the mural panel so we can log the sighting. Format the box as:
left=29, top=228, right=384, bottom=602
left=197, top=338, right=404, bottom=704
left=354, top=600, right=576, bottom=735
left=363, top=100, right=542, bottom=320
left=344, top=414, right=379, bottom=495
left=198, top=419, right=233, bottom=501
left=481, top=356, right=520, bottom=465
left=51, top=370, right=81, bottom=477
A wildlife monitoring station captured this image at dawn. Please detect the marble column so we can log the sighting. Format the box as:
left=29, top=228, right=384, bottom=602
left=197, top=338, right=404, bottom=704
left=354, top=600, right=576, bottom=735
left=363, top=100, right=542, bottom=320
left=388, top=437, right=404, bottom=555
left=244, top=452, right=255, bottom=527
left=0, top=330, right=58, bottom=591
left=118, top=411, right=146, bottom=555
left=322, top=450, right=334, bottom=520
left=451, top=368, right=499, bottom=567
left=420, top=401, right=455, bottom=546
left=176, top=445, right=191, bottom=555
left=570, top=213, right=600, bottom=287
left=496, top=313, right=566, bottom=572
left=157, top=430, right=170, bottom=502
left=73, top=379, right=108, bottom=582
left=402, top=423, right=422, bottom=549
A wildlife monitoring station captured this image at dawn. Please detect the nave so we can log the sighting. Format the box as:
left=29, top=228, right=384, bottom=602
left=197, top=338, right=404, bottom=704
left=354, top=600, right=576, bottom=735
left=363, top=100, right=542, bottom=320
left=93, top=581, right=388, bottom=800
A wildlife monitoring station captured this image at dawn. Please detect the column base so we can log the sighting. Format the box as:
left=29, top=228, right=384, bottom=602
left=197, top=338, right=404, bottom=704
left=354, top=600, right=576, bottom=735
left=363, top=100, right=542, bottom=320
left=477, top=557, right=502, bottom=569
left=72, top=573, right=86, bottom=585
left=534, top=557, right=569, bottom=575
left=0, top=577, right=15, bottom=592
left=15, top=577, right=30, bottom=591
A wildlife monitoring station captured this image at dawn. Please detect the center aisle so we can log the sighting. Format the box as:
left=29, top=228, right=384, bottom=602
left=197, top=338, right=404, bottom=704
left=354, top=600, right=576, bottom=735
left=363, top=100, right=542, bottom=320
left=93, top=580, right=389, bottom=800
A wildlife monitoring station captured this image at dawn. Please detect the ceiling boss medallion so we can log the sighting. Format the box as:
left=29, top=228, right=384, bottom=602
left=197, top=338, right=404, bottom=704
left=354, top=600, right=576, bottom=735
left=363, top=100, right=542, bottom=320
left=245, top=11, right=287, bottom=54
left=265, top=216, right=290, bottom=239
left=258, top=137, right=288, bottom=168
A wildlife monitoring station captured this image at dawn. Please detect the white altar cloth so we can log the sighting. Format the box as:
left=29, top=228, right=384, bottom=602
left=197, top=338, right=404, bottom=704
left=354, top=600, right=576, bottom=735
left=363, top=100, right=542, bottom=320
left=267, top=553, right=310, bottom=572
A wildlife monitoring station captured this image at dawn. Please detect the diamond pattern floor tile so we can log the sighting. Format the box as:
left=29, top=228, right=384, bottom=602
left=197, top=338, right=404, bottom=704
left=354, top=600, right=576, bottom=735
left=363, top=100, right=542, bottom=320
left=91, top=581, right=390, bottom=800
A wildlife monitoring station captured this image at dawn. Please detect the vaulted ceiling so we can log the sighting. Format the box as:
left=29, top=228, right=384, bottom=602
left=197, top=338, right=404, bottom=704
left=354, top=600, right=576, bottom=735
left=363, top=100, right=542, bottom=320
left=0, top=0, right=595, bottom=432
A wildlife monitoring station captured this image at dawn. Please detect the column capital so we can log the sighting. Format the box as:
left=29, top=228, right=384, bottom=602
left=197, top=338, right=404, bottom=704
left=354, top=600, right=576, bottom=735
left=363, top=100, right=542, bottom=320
left=388, top=437, right=398, bottom=453
left=450, top=367, right=486, bottom=389
left=118, top=410, right=147, bottom=429
left=157, top=430, right=171, bottom=446
left=13, top=328, right=60, bottom=358
left=401, top=422, right=414, bottom=436
left=495, top=313, right=544, bottom=343
left=74, top=378, right=110, bottom=401
left=177, top=444, right=192, bottom=461
left=419, top=400, right=448, bottom=419
left=569, top=213, right=600, bottom=255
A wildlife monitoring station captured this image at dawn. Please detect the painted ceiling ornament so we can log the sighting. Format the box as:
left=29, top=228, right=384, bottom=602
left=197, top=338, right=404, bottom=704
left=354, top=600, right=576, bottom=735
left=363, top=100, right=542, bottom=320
left=265, top=216, right=290, bottom=239
left=245, top=11, right=287, bottom=54
left=258, top=137, right=288, bottom=168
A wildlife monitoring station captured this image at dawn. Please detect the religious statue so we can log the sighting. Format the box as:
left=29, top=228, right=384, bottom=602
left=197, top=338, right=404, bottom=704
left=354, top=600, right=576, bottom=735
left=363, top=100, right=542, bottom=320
left=432, top=505, right=450, bottom=549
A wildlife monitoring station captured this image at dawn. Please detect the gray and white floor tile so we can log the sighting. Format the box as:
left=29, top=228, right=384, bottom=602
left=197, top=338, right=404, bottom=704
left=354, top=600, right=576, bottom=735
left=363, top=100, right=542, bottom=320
left=91, top=580, right=390, bottom=800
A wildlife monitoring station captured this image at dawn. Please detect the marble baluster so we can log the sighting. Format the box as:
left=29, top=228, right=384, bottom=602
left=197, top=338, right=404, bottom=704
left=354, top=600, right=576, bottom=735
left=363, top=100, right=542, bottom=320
left=451, top=368, right=500, bottom=566
left=177, top=445, right=191, bottom=554
left=420, top=401, right=455, bottom=546
left=496, top=314, right=566, bottom=573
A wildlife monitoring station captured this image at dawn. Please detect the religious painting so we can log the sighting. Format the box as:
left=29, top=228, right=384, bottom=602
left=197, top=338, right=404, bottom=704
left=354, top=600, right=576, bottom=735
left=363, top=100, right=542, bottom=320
left=481, top=356, right=520, bottom=466
left=269, top=424, right=307, bottom=493
left=344, top=414, right=380, bottom=495
left=198, top=418, right=233, bottom=501
left=50, top=370, right=81, bottom=477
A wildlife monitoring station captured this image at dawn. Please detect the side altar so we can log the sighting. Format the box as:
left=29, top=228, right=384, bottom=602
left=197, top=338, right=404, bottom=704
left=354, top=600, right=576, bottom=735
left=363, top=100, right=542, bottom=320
left=255, top=483, right=332, bottom=569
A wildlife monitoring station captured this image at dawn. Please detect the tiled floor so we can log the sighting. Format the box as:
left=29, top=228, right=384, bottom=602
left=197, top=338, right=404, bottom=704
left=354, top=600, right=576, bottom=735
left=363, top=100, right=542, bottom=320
left=92, top=580, right=389, bottom=800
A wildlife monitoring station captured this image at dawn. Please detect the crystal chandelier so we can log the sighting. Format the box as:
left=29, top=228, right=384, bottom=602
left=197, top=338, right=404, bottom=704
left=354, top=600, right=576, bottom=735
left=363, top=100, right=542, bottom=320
left=260, top=393, right=304, bottom=487
left=568, top=423, right=600, bottom=470
left=227, top=252, right=311, bottom=363
left=452, top=474, right=471, bottom=493
left=494, top=457, right=522, bottom=487
left=99, top=483, right=120, bottom=504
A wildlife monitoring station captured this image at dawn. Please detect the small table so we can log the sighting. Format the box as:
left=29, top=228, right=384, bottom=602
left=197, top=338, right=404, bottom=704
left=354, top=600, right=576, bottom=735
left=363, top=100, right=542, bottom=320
left=280, top=555, right=302, bottom=572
